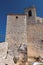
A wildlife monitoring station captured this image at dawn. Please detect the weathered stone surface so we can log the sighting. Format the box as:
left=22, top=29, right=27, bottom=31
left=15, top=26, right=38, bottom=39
left=0, top=58, right=5, bottom=65
left=0, top=54, right=14, bottom=65
left=27, top=24, right=43, bottom=57
left=4, top=54, right=14, bottom=65
left=0, top=42, right=8, bottom=58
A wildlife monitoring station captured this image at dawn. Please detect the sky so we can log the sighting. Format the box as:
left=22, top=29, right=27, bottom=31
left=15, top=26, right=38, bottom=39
left=0, top=0, right=43, bottom=42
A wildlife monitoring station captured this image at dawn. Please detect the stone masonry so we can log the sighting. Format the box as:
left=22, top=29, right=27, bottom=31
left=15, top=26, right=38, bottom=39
left=5, top=14, right=27, bottom=57
left=5, top=6, right=43, bottom=60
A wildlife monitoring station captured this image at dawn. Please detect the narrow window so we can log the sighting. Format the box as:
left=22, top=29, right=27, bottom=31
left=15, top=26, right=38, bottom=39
left=16, top=16, right=18, bottom=19
left=28, top=10, right=32, bottom=17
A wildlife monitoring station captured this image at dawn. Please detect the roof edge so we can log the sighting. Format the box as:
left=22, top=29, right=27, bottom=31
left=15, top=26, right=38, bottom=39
left=7, top=13, right=26, bottom=16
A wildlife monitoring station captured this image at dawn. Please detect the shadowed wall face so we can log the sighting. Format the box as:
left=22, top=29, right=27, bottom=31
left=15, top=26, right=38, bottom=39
left=27, top=24, right=43, bottom=57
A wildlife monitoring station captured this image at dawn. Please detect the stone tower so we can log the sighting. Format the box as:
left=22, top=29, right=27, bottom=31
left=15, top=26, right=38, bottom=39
left=25, top=6, right=36, bottom=24
left=5, top=14, right=27, bottom=56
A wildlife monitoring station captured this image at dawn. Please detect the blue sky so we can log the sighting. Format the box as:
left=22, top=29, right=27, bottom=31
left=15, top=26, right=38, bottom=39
left=0, top=0, right=43, bottom=42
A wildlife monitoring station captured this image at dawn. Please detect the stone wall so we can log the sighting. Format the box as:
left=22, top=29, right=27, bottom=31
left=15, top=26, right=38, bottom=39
left=5, top=15, right=27, bottom=55
left=27, top=24, right=43, bottom=57
left=0, top=42, right=8, bottom=58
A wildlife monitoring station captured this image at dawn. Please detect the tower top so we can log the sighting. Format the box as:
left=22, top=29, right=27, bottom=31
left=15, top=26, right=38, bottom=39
left=24, top=6, right=36, bottom=11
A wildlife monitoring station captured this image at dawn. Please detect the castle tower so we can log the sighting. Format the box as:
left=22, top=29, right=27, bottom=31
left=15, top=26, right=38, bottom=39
left=25, top=6, right=36, bottom=24
left=5, top=14, right=27, bottom=56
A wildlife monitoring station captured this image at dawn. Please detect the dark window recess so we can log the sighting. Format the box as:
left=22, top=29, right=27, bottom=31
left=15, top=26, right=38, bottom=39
left=5, top=64, right=8, bottom=65
left=16, top=16, right=18, bottom=19
left=28, top=10, right=32, bottom=17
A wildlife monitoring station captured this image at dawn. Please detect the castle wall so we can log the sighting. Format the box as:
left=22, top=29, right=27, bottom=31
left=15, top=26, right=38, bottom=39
left=27, top=24, right=43, bottom=57
left=5, top=7, right=43, bottom=59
